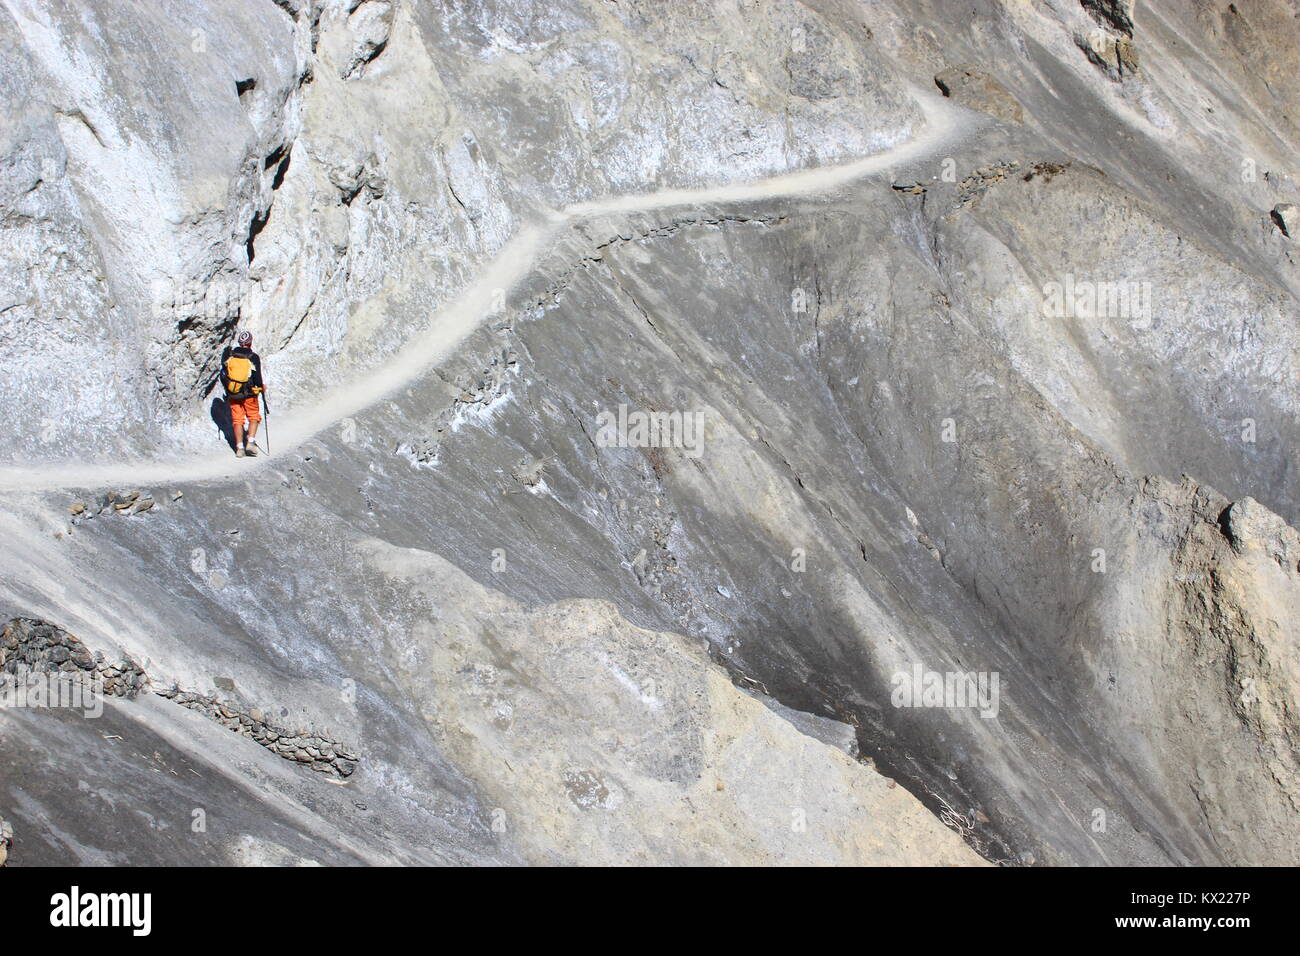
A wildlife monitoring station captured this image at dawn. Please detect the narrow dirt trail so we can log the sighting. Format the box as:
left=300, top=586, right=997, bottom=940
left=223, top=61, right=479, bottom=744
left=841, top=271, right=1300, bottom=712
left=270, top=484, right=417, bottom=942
left=0, top=88, right=978, bottom=494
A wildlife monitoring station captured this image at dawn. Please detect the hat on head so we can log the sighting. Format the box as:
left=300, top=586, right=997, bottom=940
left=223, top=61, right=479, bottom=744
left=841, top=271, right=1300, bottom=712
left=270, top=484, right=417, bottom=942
left=237, top=331, right=253, bottom=348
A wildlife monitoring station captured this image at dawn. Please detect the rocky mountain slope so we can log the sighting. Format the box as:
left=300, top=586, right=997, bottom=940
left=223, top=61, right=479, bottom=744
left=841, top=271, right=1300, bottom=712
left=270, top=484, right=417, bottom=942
left=0, top=0, right=1296, bottom=865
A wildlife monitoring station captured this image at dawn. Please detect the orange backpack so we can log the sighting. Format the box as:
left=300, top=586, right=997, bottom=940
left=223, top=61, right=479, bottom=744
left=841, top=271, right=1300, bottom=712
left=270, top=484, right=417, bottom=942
left=223, top=354, right=254, bottom=396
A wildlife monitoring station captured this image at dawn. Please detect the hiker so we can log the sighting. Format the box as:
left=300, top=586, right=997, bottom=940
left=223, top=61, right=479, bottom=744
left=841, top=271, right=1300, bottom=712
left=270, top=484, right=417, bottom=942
left=221, top=330, right=266, bottom=458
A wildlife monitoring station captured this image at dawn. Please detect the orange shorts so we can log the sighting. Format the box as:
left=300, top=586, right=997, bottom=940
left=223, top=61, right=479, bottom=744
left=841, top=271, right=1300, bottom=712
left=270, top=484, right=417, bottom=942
left=228, top=394, right=261, bottom=428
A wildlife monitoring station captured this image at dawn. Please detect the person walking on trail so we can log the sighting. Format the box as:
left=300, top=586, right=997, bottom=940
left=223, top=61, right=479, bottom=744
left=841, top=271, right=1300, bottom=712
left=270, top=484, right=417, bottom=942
left=222, top=330, right=266, bottom=458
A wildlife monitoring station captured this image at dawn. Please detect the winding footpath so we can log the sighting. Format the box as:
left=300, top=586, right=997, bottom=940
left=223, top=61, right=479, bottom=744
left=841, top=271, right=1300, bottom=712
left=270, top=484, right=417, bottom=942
left=0, top=88, right=979, bottom=494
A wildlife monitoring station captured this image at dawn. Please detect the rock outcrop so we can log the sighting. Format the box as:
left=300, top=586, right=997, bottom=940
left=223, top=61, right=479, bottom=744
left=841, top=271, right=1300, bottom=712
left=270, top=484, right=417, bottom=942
left=934, top=67, right=1024, bottom=124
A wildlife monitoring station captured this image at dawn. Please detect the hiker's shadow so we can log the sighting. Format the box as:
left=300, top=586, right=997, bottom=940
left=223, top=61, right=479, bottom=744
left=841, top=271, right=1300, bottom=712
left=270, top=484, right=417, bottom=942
left=209, top=347, right=237, bottom=451
left=210, top=395, right=236, bottom=451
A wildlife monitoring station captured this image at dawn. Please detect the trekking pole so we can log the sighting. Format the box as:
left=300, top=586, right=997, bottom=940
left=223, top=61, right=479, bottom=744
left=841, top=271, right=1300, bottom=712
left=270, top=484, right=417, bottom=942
left=260, top=392, right=270, bottom=455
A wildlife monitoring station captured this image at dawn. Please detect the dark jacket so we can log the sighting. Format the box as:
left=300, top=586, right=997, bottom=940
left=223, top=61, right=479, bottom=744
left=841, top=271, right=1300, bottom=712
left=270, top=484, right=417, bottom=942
left=222, top=346, right=264, bottom=396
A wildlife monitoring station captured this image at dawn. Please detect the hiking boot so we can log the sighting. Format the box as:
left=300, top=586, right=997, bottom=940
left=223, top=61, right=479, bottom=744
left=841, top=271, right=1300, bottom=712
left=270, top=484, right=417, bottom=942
left=235, top=445, right=246, bottom=458
left=245, top=442, right=261, bottom=458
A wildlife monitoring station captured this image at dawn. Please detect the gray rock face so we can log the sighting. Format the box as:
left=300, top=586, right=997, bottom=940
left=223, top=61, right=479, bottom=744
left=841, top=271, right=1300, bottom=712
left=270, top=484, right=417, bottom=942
left=0, top=0, right=1298, bottom=866
left=0, top=0, right=918, bottom=465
